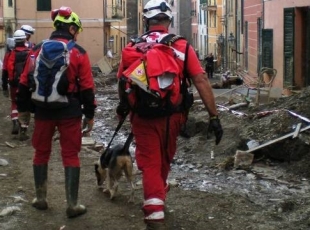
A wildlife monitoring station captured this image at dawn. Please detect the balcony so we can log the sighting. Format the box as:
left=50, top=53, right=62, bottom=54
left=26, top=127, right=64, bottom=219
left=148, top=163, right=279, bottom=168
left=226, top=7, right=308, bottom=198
left=201, top=0, right=217, bottom=11
left=104, top=4, right=124, bottom=22
left=207, top=0, right=217, bottom=11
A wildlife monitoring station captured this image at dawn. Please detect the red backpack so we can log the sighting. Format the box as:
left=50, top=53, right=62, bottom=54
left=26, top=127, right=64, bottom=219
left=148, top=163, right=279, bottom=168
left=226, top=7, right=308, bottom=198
left=119, top=32, right=192, bottom=118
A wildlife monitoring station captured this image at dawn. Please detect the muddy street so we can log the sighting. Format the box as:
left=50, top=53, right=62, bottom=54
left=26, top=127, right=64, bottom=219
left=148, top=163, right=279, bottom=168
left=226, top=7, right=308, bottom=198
left=1, top=75, right=310, bottom=229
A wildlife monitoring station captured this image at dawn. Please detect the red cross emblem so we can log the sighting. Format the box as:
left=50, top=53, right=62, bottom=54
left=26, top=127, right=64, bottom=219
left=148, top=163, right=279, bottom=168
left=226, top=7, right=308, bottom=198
left=148, top=32, right=160, bottom=41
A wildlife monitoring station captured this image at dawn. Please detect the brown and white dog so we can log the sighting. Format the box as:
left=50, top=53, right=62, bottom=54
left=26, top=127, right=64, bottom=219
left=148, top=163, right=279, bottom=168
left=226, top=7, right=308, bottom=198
left=94, top=132, right=135, bottom=203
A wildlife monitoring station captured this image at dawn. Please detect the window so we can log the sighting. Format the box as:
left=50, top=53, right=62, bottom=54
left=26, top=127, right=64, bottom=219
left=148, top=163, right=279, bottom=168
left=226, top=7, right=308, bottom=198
left=8, top=0, right=13, bottom=7
left=208, top=11, right=217, bottom=28
left=37, top=0, right=51, bottom=11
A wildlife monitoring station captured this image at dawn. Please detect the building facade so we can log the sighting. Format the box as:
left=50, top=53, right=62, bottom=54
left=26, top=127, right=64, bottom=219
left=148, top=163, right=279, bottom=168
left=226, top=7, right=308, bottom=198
left=264, top=0, right=310, bottom=91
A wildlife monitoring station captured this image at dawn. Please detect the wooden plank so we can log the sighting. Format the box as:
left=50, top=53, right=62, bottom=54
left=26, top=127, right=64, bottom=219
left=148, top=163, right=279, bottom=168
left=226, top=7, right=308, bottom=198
left=292, top=123, right=302, bottom=139
left=245, top=124, right=310, bottom=153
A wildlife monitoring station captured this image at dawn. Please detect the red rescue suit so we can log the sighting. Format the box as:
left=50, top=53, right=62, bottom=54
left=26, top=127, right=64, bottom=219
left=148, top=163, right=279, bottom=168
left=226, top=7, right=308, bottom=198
left=117, top=25, right=204, bottom=222
left=18, top=31, right=96, bottom=167
left=7, top=45, right=30, bottom=121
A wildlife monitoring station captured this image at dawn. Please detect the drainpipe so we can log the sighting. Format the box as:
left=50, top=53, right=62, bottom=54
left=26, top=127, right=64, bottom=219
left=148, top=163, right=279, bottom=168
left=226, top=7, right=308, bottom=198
left=224, top=0, right=228, bottom=71
left=14, top=0, right=17, bottom=29
left=103, top=0, right=106, bottom=55
left=235, top=0, right=238, bottom=69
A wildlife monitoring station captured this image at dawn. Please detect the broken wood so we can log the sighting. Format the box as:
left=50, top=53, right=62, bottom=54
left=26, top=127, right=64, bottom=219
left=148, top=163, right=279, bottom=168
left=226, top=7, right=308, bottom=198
left=227, top=102, right=248, bottom=110
left=245, top=124, right=310, bottom=153
left=5, top=142, right=15, bottom=148
left=292, top=123, right=302, bottom=139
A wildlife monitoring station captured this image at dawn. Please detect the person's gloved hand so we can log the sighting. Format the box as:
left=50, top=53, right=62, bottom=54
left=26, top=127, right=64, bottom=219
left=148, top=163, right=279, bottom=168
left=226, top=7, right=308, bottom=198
left=207, top=116, right=223, bottom=145
left=116, top=102, right=129, bottom=121
left=82, top=117, right=94, bottom=134
left=3, top=89, right=9, bottom=98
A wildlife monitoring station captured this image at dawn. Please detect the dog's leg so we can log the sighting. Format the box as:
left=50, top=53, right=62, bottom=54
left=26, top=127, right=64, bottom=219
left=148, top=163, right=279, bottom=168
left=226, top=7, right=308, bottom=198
left=124, top=162, right=135, bottom=203
left=109, top=175, right=118, bottom=200
left=128, top=181, right=135, bottom=203
left=103, top=169, right=111, bottom=194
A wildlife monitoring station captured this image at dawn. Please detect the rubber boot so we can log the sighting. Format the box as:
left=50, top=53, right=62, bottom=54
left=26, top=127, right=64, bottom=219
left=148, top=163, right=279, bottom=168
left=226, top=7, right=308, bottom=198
left=32, top=165, right=48, bottom=210
left=145, top=221, right=166, bottom=230
left=19, top=127, right=29, bottom=141
left=11, top=120, right=19, bottom=135
left=65, top=167, right=87, bottom=218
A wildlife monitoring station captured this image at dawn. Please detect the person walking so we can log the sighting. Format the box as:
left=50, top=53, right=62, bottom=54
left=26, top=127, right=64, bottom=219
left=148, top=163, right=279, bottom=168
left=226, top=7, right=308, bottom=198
left=116, top=0, right=223, bottom=229
left=205, top=53, right=214, bottom=78
left=6, top=30, right=30, bottom=138
left=2, top=25, right=35, bottom=97
left=20, top=25, right=36, bottom=48
left=17, top=6, right=96, bottom=218
left=1, top=38, right=15, bottom=98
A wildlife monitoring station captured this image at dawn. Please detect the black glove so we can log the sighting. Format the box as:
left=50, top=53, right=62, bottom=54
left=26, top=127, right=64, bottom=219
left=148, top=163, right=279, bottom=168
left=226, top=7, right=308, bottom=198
left=116, top=102, right=130, bottom=120
left=207, top=116, right=223, bottom=145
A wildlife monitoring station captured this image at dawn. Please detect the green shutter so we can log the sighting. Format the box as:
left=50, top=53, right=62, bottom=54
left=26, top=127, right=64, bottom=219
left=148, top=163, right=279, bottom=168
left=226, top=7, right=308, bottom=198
left=261, top=29, right=273, bottom=69
left=306, top=8, right=310, bottom=86
left=37, top=0, right=51, bottom=11
left=283, top=8, right=294, bottom=87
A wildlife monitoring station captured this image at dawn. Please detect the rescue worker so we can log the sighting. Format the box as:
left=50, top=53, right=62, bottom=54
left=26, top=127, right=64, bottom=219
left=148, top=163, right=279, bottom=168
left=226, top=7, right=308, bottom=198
left=2, top=25, right=35, bottom=98
left=116, top=0, right=223, bottom=229
left=17, top=6, right=96, bottom=218
left=20, top=25, right=36, bottom=48
left=6, top=30, right=30, bottom=138
left=1, top=40, right=14, bottom=98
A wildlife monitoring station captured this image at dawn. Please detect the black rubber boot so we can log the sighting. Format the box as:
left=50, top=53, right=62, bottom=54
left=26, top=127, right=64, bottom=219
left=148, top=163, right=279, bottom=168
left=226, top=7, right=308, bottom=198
left=65, top=167, right=87, bottom=218
left=145, top=221, right=166, bottom=230
left=11, top=120, right=19, bottom=135
left=32, top=165, right=48, bottom=210
left=19, top=127, right=29, bottom=141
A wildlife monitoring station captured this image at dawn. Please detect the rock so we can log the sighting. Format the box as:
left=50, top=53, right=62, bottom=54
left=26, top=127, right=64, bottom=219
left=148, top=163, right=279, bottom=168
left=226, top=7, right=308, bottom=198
left=0, top=158, right=8, bottom=166
left=234, top=150, right=254, bottom=168
left=0, top=206, right=21, bottom=216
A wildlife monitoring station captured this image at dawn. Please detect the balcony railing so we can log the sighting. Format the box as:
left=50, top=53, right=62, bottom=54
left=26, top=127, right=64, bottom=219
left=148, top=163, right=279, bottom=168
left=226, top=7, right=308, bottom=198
left=208, top=0, right=216, bottom=6
left=201, top=0, right=217, bottom=11
left=207, top=0, right=217, bottom=11
left=105, top=4, right=123, bottom=22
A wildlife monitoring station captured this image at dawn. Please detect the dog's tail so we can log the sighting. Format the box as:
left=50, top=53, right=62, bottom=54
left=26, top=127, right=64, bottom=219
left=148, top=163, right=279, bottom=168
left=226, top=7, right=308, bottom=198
left=122, top=132, right=134, bottom=154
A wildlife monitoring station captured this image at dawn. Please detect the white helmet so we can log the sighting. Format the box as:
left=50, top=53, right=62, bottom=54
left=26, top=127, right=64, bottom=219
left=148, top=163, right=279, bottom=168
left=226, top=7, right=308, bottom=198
left=143, top=0, right=172, bottom=20
left=20, top=25, right=35, bottom=35
left=13, top=30, right=27, bottom=42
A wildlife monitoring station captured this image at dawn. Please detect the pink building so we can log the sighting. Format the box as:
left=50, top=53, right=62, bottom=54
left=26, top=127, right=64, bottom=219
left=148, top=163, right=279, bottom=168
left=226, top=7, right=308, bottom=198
left=264, top=0, right=310, bottom=91
left=244, top=0, right=310, bottom=92
left=243, top=0, right=263, bottom=78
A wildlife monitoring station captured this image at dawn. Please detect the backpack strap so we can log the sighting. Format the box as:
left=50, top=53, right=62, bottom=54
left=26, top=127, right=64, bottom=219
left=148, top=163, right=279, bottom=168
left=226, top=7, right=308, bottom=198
left=183, top=42, right=190, bottom=84
left=66, top=40, right=75, bottom=50
left=160, top=34, right=184, bottom=46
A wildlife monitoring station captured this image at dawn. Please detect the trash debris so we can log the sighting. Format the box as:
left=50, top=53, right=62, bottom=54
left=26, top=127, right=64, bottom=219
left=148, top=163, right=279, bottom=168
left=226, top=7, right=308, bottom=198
left=234, top=150, right=254, bottom=168
left=245, top=124, right=310, bottom=153
left=0, top=206, right=21, bottom=217
left=5, top=142, right=15, bottom=148
left=246, top=140, right=259, bottom=150
left=82, top=137, right=96, bottom=146
left=0, top=159, right=9, bottom=166
left=12, top=196, right=28, bottom=203
left=210, top=150, right=214, bottom=159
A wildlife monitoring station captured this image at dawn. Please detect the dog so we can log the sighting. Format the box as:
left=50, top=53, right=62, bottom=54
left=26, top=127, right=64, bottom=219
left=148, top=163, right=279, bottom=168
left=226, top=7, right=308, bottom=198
left=94, top=132, right=135, bottom=203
